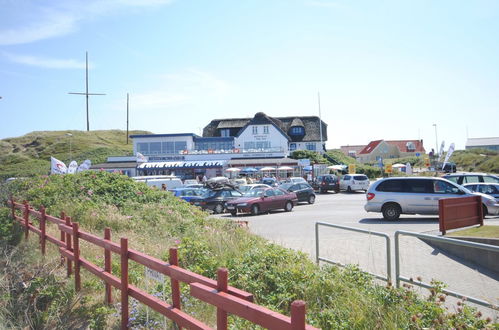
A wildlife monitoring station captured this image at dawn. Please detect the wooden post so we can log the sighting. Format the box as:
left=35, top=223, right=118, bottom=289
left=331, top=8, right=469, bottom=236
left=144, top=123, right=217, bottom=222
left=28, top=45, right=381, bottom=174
left=169, top=247, right=182, bottom=330
left=120, top=238, right=129, bottom=330
left=291, top=300, right=306, bottom=330
left=104, top=228, right=112, bottom=304
left=72, top=223, right=81, bottom=291
left=217, top=268, right=228, bottom=330
left=23, top=201, right=29, bottom=239
left=40, top=206, right=47, bottom=255
left=65, top=216, right=73, bottom=276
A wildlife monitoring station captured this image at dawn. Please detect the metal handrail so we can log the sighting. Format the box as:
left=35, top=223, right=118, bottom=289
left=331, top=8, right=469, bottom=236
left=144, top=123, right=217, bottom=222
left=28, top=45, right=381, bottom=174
left=395, top=230, right=499, bottom=310
left=315, top=222, right=391, bottom=282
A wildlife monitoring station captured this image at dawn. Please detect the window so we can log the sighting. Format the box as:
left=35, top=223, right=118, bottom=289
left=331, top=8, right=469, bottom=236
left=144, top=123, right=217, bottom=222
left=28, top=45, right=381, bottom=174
left=289, top=143, right=297, bottom=151
left=256, top=141, right=270, bottom=149
left=264, top=189, right=275, bottom=197
left=406, top=180, right=432, bottom=193
left=463, top=176, right=480, bottom=183
left=252, top=126, right=258, bottom=134
left=221, top=129, right=230, bottom=137
left=343, top=175, right=351, bottom=180
left=274, top=189, right=285, bottom=196
left=306, top=143, right=316, bottom=151
left=162, top=142, right=174, bottom=154
left=244, top=142, right=256, bottom=149
left=483, top=176, right=499, bottom=183
left=150, top=142, right=161, bottom=154
left=263, top=126, right=269, bottom=134
left=376, top=179, right=405, bottom=192
left=137, top=143, right=149, bottom=154
left=174, top=141, right=187, bottom=153
left=290, top=126, right=304, bottom=135
left=433, top=180, right=460, bottom=194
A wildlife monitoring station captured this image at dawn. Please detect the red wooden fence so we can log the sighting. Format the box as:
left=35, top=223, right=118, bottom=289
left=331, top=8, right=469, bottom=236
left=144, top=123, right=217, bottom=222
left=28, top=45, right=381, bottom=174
left=7, top=198, right=318, bottom=330
left=439, top=195, right=483, bottom=235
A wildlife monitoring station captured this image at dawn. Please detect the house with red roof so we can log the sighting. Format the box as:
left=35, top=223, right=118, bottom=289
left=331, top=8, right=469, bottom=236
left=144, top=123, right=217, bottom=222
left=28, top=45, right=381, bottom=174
left=357, top=139, right=426, bottom=163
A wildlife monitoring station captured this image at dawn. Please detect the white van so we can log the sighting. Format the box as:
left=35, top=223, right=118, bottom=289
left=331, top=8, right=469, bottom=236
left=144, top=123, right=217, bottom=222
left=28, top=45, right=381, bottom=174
left=132, top=175, right=183, bottom=190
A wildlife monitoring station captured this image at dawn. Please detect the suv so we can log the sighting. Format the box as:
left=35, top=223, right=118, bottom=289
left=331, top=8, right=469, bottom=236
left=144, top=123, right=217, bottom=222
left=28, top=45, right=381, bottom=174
left=340, top=174, right=370, bottom=192
left=443, top=173, right=499, bottom=185
left=364, top=177, right=499, bottom=220
left=311, top=174, right=339, bottom=193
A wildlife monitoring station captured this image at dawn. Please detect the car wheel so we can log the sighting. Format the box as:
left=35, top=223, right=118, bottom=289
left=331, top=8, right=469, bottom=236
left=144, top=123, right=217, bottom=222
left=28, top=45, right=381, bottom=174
left=482, top=204, right=488, bottom=217
left=347, top=186, right=352, bottom=193
left=214, top=203, right=224, bottom=214
left=382, top=203, right=401, bottom=221
left=308, top=195, right=316, bottom=204
left=251, top=204, right=260, bottom=215
left=230, top=210, right=237, bottom=216
left=284, top=201, right=293, bottom=212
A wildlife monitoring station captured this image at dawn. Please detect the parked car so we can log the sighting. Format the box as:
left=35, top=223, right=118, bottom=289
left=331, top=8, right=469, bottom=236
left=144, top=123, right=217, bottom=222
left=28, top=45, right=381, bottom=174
left=443, top=173, right=499, bottom=185
left=284, top=177, right=307, bottom=184
left=280, top=182, right=316, bottom=204
left=172, top=188, right=202, bottom=202
left=189, top=187, right=243, bottom=214
left=311, top=174, right=339, bottom=193
left=364, top=177, right=499, bottom=220
left=231, top=178, right=248, bottom=186
left=463, top=183, right=499, bottom=201
left=260, top=177, right=278, bottom=187
left=237, top=184, right=270, bottom=194
left=225, top=187, right=298, bottom=216
left=340, top=174, right=370, bottom=192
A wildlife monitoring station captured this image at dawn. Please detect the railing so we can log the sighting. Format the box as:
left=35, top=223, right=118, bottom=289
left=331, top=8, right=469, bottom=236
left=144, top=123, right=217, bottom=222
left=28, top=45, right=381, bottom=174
left=8, top=198, right=318, bottom=330
left=395, top=230, right=499, bottom=310
left=315, top=222, right=391, bottom=283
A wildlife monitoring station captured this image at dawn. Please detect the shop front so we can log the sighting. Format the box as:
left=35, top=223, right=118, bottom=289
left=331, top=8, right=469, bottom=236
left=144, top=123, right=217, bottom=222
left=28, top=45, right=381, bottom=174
left=137, top=160, right=227, bottom=180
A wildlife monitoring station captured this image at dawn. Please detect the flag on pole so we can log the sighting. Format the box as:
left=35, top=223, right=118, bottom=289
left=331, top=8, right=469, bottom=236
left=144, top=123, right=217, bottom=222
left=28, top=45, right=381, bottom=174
left=442, top=143, right=455, bottom=170
left=438, top=141, right=446, bottom=162
left=77, top=159, right=92, bottom=173
left=67, top=160, right=78, bottom=174
left=136, top=152, right=147, bottom=163
left=51, top=157, right=67, bottom=175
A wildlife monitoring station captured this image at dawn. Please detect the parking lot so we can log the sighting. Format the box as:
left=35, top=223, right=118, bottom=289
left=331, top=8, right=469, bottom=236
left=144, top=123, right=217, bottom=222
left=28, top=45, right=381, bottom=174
left=216, top=191, right=499, bottom=317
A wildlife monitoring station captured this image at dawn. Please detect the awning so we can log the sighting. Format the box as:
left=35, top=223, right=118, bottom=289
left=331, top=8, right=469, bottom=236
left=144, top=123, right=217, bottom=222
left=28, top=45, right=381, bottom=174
left=137, top=160, right=227, bottom=169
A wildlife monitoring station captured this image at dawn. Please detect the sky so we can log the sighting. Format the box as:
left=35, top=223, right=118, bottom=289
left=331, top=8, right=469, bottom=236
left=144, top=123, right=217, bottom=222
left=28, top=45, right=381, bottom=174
left=1, top=0, right=498, bottom=151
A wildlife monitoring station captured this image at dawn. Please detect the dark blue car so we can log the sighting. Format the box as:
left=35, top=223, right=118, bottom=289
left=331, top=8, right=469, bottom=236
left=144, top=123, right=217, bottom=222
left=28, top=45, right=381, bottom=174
left=172, top=188, right=202, bottom=202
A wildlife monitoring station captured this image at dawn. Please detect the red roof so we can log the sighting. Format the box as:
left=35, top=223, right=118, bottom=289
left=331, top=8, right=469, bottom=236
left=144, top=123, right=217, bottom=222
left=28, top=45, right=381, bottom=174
left=359, top=140, right=383, bottom=154
left=386, top=140, right=425, bottom=153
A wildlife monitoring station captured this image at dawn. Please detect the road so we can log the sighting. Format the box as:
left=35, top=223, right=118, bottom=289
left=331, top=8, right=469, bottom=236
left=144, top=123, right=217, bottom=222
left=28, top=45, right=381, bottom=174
left=217, top=192, right=499, bottom=318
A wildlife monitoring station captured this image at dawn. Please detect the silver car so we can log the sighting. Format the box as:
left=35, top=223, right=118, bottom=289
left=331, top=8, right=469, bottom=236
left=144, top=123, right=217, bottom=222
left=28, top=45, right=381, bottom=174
left=364, top=177, right=499, bottom=220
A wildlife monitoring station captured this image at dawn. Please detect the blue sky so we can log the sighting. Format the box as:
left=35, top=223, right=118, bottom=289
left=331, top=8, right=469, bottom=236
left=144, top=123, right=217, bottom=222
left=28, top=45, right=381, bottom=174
left=1, top=0, right=498, bottom=151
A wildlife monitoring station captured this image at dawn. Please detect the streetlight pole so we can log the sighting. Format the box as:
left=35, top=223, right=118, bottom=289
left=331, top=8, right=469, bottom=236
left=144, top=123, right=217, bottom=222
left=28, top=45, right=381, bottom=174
left=66, top=133, right=73, bottom=162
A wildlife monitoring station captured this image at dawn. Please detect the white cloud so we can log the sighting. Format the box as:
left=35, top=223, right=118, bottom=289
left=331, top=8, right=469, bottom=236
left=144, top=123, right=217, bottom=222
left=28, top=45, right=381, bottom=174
left=2, top=52, right=88, bottom=69
left=0, top=0, right=174, bottom=46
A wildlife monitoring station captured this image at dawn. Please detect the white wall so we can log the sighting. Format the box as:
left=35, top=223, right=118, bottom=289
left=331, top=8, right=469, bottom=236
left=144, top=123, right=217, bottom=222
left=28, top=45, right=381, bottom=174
left=289, top=141, right=323, bottom=152
left=234, top=124, right=288, bottom=151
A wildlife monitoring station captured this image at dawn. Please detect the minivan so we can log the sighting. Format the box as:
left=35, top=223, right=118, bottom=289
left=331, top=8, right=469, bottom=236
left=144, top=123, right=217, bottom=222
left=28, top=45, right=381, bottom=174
left=364, top=177, right=499, bottom=220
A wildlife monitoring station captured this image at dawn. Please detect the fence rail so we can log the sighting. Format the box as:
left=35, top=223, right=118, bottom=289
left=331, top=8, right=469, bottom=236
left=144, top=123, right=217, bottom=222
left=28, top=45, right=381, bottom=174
left=8, top=198, right=318, bottom=330
left=315, top=222, right=391, bottom=282
left=395, top=230, right=499, bottom=311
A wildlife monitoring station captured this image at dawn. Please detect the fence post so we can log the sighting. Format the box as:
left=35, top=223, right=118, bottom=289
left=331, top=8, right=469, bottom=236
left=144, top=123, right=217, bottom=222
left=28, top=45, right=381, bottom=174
left=73, top=223, right=81, bottom=292
left=59, top=211, right=66, bottom=266
left=291, top=300, right=306, bottom=330
left=104, top=228, right=112, bottom=304
left=216, top=268, right=228, bottom=330
left=23, top=200, right=29, bottom=239
left=169, top=247, right=182, bottom=330
left=40, top=206, right=46, bottom=256
left=120, top=238, right=129, bottom=330
left=65, top=216, right=73, bottom=277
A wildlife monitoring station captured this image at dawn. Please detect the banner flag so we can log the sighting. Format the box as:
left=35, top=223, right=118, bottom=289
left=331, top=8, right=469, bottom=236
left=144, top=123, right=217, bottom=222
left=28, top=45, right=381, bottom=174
left=438, top=141, right=446, bottom=162
left=136, top=152, right=147, bottom=163
left=51, top=157, right=67, bottom=175
left=442, top=143, right=455, bottom=170
left=77, top=159, right=92, bottom=173
left=67, top=161, right=78, bottom=174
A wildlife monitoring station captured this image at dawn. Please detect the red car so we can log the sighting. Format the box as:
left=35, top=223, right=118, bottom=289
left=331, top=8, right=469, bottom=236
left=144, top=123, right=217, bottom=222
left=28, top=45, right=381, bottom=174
left=225, top=187, right=298, bottom=216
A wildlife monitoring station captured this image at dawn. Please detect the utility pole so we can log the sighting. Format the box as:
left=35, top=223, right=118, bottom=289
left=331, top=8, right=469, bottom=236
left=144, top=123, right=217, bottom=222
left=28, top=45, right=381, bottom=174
left=126, top=93, right=129, bottom=144
left=69, top=52, right=106, bottom=131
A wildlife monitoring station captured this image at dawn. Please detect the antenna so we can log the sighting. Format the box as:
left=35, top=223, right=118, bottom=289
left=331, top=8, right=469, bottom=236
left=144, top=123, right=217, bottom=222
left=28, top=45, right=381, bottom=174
left=68, top=52, right=106, bottom=131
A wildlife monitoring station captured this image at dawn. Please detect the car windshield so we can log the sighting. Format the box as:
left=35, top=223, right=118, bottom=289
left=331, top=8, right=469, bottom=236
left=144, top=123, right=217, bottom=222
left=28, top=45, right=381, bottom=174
left=244, top=189, right=264, bottom=197
left=200, top=189, right=216, bottom=198
left=280, top=183, right=293, bottom=190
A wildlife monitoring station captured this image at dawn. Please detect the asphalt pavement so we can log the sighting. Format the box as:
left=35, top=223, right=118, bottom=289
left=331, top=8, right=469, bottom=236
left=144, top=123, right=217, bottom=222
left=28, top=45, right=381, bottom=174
left=216, top=191, right=499, bottom=318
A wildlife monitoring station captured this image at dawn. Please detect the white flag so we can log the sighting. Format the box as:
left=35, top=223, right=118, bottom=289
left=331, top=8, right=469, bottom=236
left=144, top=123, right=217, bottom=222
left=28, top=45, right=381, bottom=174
left=136, top=152, right=147, bottom=163
left=77, top=159, right=92, bottom=173
left=67, top=161, right=78, bottom=174
left=438, top=141, right=445, bottom=162
left=442, top=143, right=455, bottom=170
left=405, top=162, right=413, bottom=175
left=51, top=157, right=67, bottom=175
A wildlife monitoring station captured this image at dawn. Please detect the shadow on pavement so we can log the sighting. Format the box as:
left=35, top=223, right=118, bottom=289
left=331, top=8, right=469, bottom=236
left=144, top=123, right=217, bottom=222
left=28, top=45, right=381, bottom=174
left=359, top=217, right=439, bottom=225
